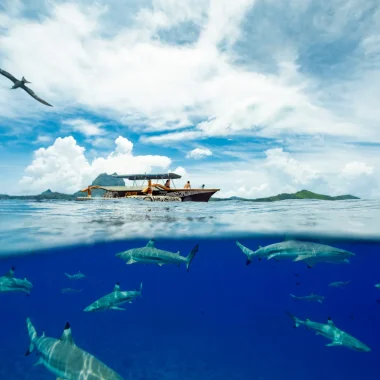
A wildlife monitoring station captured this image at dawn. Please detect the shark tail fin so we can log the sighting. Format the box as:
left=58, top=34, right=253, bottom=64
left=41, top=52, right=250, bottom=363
left=286, top=311, right=302, bottom=328
left=236, top=241, right=252, bottom=265
left=25, top=318, right=37, bottom=356
left=186, top=244, right=199, bottom=272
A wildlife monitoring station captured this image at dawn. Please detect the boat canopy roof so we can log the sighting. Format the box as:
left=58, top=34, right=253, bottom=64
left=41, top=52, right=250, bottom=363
left=112, top=173, right=182, bottom=180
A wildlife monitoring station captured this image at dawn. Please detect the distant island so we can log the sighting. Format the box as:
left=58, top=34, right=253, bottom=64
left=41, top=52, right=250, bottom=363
left=210, top=190, right=359, bottom=202
left=0, top=173, right=123, bottom=201
left=0, top=179, right=359, bottom=202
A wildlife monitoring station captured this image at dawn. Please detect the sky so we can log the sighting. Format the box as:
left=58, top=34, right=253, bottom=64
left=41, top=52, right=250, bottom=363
left=1, top=0, right=380, bottom=198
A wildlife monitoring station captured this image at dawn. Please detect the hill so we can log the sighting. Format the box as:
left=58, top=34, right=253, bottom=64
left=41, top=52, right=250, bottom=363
left=73, top=173, right=124, bottom=198
left=211, top=190, right=359, bottom=202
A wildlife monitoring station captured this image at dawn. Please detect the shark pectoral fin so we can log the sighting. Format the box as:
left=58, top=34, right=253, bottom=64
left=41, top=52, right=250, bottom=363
left=326, top=342, right=341, bottom=347
left=34, top=358, right=44, bottom=366
left=158, top=263, right=165, bottom=266
left=110, top=306, right=125, bottom=311
left=293, top=254, right=313, bottom=262
left=267, top=254, right=277, bottom=260
left=127, top=259, right=137, bottom=265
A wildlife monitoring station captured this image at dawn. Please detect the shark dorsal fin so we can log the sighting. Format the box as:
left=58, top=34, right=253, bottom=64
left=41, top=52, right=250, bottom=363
left=175, top=250, right=180, bottom=255
left=113, top=282, right=121, bottom=292
left=146, top=240, right=155, bottom=248
left=60, top=322, right=74, bottom=344
left=5, top=267, right=15, bottom=278
left=327, top=317, right=335, bottom=326
left=258, top=245, right=262, bottom=249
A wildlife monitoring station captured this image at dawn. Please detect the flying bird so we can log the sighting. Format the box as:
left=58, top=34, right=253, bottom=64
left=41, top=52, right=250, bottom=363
left=0, top=68, right=53, bottom=107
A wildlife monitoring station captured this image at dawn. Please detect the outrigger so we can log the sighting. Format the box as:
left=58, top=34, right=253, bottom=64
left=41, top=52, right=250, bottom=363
left=76, top=173, right=219, bottom=202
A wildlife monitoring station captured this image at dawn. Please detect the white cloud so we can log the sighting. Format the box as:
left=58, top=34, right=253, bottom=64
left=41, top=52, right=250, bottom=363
left=63, top=118, right=104, bottom=136
left=35, top=135, right=52, bottom=144
left=186, top=147, right=212, bottom=159
left=342, top=161, right=374, bottom=178
left=1, top=0, right=378, bottom=143
left=20, top=135, right=171, bottom=194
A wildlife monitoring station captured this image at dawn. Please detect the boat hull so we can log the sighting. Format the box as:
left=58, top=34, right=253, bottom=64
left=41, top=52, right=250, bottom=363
left=76, top=189, right=219, bottom=202
left=160, top=189, right=218, bottom=202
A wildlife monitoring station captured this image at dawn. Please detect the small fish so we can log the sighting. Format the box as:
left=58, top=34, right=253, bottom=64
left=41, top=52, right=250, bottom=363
left=61, top=288, right=83, bottom=294
left=296, top=282, right=301, bottom=286
left=329, top=281, right=350, bottom=288
left=294, top=273, right=300, bottom=277
left=290, top=293, right=324, bottom=303
left=65, top=271, right=86, bottom=280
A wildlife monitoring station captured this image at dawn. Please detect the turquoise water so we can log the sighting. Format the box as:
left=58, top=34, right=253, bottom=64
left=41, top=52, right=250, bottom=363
left=1, top=200, right=380, bottom=379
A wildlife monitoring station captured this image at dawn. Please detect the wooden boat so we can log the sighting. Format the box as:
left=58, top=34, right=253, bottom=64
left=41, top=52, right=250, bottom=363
left=76, top=173, right=219, bottom=202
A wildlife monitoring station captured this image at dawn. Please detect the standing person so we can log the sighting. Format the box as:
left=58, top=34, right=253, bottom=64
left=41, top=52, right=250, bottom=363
left=184, top=181, right=191, bottom=189
left=165, top=179, right=171, bottom=188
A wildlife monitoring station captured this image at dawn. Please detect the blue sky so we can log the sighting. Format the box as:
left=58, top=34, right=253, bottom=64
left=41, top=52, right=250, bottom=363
left=0, top=0, right=379, bottom=197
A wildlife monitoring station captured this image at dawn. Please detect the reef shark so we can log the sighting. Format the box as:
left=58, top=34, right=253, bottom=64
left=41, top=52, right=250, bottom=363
left=290, top=293, right=325, bottom=303
left=65, top=271, right=86, bottom=280
left=287, top=312, right=371, bottom=352
left=84, top=282, right=142, bottom=312
left=329, top=281, right=351, bottom=288
left=236, top=240, right=354, bottom=267
left=0, top=267, right=32, bottom=294
left=116, top=240, right=199, bottom=272
left=25, top=318, right=124, bottom=379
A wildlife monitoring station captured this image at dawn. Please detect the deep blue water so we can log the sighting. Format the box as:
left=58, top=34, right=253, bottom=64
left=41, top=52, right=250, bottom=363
left=1, top=237, right=380, bottom=379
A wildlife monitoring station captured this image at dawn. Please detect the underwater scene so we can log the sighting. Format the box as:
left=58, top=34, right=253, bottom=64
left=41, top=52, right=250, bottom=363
left=1, top=201, right=380, bottom=380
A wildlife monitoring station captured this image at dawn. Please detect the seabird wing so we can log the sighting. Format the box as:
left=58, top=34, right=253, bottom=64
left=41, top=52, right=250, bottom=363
left=22, top=85, right=53, bottom=107
left=0, top=68, right=18, bottom=84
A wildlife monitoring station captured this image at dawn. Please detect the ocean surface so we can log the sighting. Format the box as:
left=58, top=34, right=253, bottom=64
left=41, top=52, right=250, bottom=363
left=1, top=199, right=380, bottom=379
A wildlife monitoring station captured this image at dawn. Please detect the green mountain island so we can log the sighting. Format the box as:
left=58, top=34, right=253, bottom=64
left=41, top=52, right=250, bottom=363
left=211, top=190, right=359, bottom=202
left=0, top=179, right=359, bottom=202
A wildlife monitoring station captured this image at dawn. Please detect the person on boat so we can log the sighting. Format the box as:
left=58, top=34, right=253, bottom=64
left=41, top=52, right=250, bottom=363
left=201, top=184, right=205, bottom=189
left=184, top=181, right=191, bottom=189
left=165, top=179, right=171, bottom=188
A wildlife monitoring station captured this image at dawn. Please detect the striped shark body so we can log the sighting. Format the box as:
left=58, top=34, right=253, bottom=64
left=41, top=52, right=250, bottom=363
left=116, top=240, right=199, bottom=272
left=84, top=282, right=142, bottom=312
left=26, top=318, right=124, bottom=379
